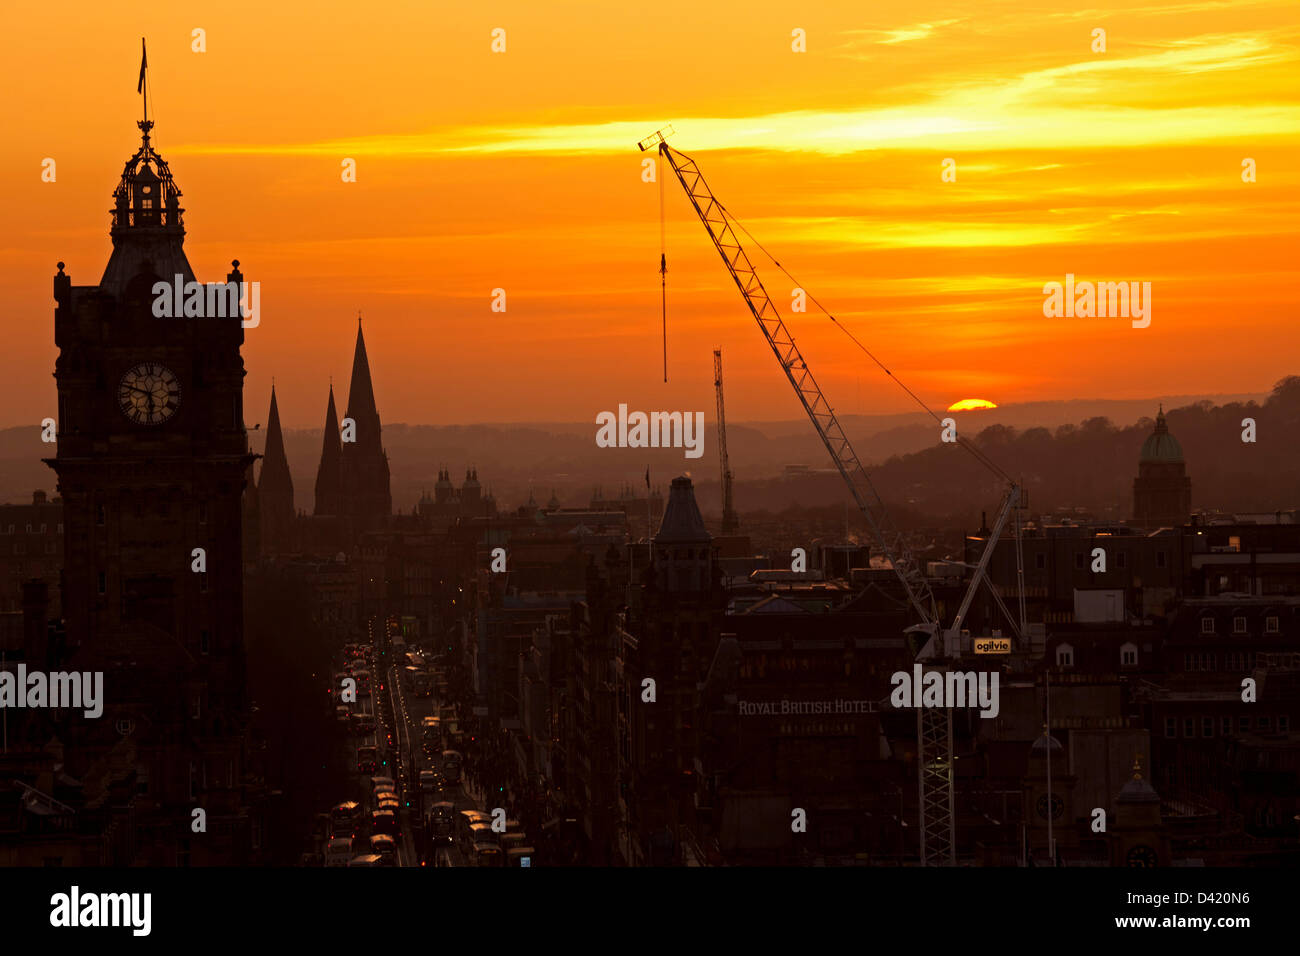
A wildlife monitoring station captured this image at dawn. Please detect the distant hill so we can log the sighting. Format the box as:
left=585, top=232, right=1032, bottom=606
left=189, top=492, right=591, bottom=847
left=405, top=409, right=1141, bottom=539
left=0, top=387, right=1281, bottom=525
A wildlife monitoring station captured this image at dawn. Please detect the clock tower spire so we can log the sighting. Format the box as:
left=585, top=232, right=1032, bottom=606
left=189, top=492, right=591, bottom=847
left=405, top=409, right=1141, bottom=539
left=44, top=78, right=258, bottom=862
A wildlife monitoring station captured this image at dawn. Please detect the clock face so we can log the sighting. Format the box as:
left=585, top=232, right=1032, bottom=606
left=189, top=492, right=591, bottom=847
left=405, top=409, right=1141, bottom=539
left=1036, top=793, right=1064, bottom=821
left=1127, top=844, right=1158, bottom=867
left=118, top=363, right=181, bottom=425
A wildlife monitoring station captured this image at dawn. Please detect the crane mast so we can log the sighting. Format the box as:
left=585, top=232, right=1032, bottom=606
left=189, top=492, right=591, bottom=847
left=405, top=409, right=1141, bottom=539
left=644, top=128, right=1026, bottom=867
left=713, top=349, right=739, bottom=534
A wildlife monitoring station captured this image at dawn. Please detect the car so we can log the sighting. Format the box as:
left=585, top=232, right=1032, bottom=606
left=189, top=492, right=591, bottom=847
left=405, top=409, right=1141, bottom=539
left=335, top=705, right=351, bottom=723
left=371, top=810, right=398, bottom=836
left=370, top=775, right=395, bottom=793
left=330, top=801, right=364, bottom=838
left=325, top=836, right=354, bottom=867
left=369, top=834, right=398, bottom=865
left=377, top=798, right=400, bottom=814
left=357, top=751, right=378, bottom=775
left=348, top=853, right=384, bottom=867
left=352, top=714, right=377, bottom=735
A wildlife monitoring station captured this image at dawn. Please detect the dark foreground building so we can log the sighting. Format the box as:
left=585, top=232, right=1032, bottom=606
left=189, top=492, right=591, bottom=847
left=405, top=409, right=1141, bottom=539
left=0, top=111, right=261, bottom=865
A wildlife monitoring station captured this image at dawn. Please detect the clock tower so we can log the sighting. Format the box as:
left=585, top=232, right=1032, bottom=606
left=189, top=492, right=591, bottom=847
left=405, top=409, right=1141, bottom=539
left=44, top=111, right=257, bottom=863
left=1023, top=729, right=1078, bottom=864
left=1110, top=755, right=1169, bottom=867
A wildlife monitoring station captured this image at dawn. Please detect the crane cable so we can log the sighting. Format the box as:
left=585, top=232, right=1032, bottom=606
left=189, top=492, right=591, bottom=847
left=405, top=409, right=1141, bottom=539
left=659, top=157, right=668, bottom=382
left=717, top=201, right=1015, bottom=486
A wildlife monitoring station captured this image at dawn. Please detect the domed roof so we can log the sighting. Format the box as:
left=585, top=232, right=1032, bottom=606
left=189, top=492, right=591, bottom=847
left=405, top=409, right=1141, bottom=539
left=1118, top=756, right=1160, bottom=804
left=1030, top=730, right=1063, bottom=757
left=1140, top=405, right=1183, bottom=463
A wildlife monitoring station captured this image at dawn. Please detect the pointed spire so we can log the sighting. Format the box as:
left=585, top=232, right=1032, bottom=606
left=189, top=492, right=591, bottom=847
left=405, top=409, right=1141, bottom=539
left=344, top=318, right=382, bottom=448
left=655, top=475, right=711, bottom=544
left=314, top=383, right=343, bottom=515
left=259, top=385, right=295, bottom=551
left=340, top=318, right=391, bottom=526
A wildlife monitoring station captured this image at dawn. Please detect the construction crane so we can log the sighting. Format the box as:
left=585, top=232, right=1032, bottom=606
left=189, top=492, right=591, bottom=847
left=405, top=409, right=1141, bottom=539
left=642, top=127, right=1025, bottom=866
left=713, top=349, right=739, bottom=534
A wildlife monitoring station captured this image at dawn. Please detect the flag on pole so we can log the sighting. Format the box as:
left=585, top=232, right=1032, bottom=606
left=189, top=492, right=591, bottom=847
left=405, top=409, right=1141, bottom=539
left=137, top=38, right=147, bottom=94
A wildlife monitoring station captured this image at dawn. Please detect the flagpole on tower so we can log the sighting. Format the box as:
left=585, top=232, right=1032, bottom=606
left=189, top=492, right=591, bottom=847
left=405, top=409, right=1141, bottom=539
left=138, top=37, right=149, bottom=128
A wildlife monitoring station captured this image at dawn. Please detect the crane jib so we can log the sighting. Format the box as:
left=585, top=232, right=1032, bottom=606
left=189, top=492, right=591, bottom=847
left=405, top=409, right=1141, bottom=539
left=656, top=140, right=938, bottom=627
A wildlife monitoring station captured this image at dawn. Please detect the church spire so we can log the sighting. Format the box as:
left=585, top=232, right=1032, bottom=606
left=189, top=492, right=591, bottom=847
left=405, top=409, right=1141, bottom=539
left=340, top=317, right=391, bottom=528
left=259, top=385, right=295, bottom=552
left=345, top=316, right=381, bottom=441
left=314, top=383, right=343, bottom=515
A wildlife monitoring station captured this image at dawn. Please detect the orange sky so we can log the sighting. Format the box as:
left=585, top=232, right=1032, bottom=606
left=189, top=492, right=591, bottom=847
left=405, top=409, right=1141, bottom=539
left=4, top=0, right=1297, bottom=428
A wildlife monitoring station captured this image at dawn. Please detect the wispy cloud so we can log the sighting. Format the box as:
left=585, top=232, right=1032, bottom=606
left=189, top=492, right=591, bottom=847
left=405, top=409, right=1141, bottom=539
left=170, top=32, right=1298, bottom=160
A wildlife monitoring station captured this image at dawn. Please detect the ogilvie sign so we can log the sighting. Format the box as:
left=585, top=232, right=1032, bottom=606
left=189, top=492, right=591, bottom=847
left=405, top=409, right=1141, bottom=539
left=974, top=637, right=1012, bottom=654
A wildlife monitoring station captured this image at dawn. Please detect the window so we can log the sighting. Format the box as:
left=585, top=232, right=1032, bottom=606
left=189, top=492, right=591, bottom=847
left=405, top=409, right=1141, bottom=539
left=39, top=524, right=46, bottom=533
left=25, top=524, right=31, bottom=533
left=56, top=523, right=62, bottom=533
left=1234, top=616, right=1247, bottom=634
left=1266, top=616, right=1279, bottom=633
left=1156, top=551, right=1167, bottom=569
left=1184, top=717, right=1196, bottom=737
left=1202, top=717, right=1214, bottom=737
left=1165, top=717, right=1177, bottom=738
left=1222, top=716, right=1233, bottom=736
left=1121, top=643, right=1138, bottom=667
left=1035, top=553, right=1046, bottom=570
left=1258, top=716, right=1271, bottom=733
left=1055, top=644, right=1074, bottom=668
left=1280, top=715, right=1290, bottom=733
left=1201, top=617, right=1215, bottom=634
left=1239, top=716, right=1251, bottom=733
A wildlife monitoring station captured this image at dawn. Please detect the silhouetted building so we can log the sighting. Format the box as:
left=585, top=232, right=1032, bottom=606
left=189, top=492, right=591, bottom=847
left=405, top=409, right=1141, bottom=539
left=340, top=319, right=392, bottom=532
left=1134, top=406, right=1191, bottom=530
left=0, top=491, right=63, bottom=616
left=42, top=110, right=256, bottom=863
left=313, top=384, right=343, bottom=517
left=257, top=385, right=295, bottom=555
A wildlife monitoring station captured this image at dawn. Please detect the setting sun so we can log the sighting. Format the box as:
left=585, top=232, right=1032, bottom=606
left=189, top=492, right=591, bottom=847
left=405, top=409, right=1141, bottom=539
left=947, top=399, right=998, bottom=411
